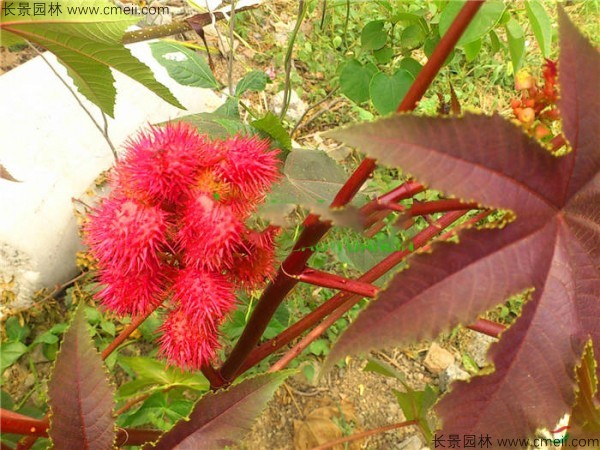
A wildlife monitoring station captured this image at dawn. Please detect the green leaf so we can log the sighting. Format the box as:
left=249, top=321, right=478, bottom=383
left=172, top=112, right=247, bottom=139
left=47, top=306, right=115, bottom=449
left=0, top=341, right=28, bottom=373
left=235, top=70, right=269, bottom=96
left=489, top=29, right=502, bottom=54
left=4, top=317, right=30, bottom=342
left=147, top=372, right=292, bottom=450
left=262, top=149, right=349, bottom=207
left=361, top=20, right=387, bottom=51
left=1, top=1, right=184, bottom=117
left=462, top=353, right=480, bottom=374
left=439, top=0, right=505, bottom=45
left=399, top=57, right=423, bottom=78
left=393, top=385, right=438, bottom=441
left=505, top=18, right=526, bottom=72
left=400, top=24, right=426, bottom=50
left=525, top=0, right=553, bottom=58
left=214, top=97, right=240, bottom=118
left=373, top=46, right=394, bottom=64
left=118, top=356, right=209, bottom=392
left=569, top=341, right=600, bottom=440
left=463, top=38, right=482, bottom=62
left=150, top=41, right=219, bottom=89
left=339, top=59, right=377, bottom=104
left=364, top=358, right=407, bottom=384
left=1, top=390, right=14, bottom=410
left=251, top=112, right=292, bottom=154
left=308, top=339, right=329, bottom=356
left=369, top=69, right=414, bottom=115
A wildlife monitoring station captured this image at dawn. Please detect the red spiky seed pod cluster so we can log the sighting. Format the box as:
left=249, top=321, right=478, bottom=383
left=84, top=123, right=280, bottom=370
left=510, top=59, right=560, bottom=141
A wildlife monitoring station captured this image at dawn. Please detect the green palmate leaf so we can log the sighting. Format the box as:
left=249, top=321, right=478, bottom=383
left=326, top=8, right=599, bottom=443
left=235, top=70, right=269, bottom=96
left=263, top=149, right=350, bottom=207
left=0, top=1, right=183, bottom=117
left=0, top=341, right=28, bottom=373
left=506, top=17, right=526, bottom=72
left=569, top=341, right=600, bottom=443
left=339, top=59, right=377, bottom=104
left=147, top=372, right=291, bottom=450
left=47, top=306, right=115, bottom=450
left=394, top=385, right=437, bottom=442
left=173, top=112, right=248, bottom=139
left=361, top=20, right=387, bottom=51
left=150, top=41, right=219, bottom=89
left=258, top=149, right=368, bottom=226
left=439, top=0, right=505, bottom=46
left=525, top=0, right=553, bottom=58
left=369, top=69, right=414, bottom=115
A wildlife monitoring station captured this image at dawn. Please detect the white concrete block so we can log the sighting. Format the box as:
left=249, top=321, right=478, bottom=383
left=0, top=40, right=222, bottom=315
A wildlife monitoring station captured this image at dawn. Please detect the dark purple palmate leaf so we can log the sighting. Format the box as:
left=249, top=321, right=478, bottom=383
left=47, top=306, right=115, bottom=450
left=146, top=371, right=289, bottom=450
left=325, top=8, right=599, bottom=444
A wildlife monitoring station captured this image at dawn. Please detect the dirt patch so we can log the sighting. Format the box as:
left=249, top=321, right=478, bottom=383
left=239, top=348, right=438, bottom=450
left=0, top=46, right=38, bottom=75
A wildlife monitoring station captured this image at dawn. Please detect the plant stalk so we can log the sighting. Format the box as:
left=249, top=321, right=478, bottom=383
left=238, top=211, right=469, bottom=376
left=216, top=0, right=486, bottom=385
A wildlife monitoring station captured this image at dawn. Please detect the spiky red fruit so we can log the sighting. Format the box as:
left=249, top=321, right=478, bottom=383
left=228, top=227, right=279, bottom=289
left=85, top=124, right=281, bottom=370
left=172, top=267, right=236, bottom=321
left=95, top=265, right=167, bottom=316
left=158, top=308, right=221, bottom=369
left=177, top=193, right=244, bottom=269
left=215, top=135, right=280, bottom=199
left=116, top=123, right=218, bottom=205
left=85, top=195, right=167, bottom=274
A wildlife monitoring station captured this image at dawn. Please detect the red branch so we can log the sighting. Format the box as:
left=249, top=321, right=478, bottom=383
left=237, top=211, right=469, bottom=377
left=0, top=408, right=160, bottom=447
left=101, top=309, right=155, bottom=360
left=297, top=268, right=379, bottom=298
left=467, top=318, right=506, bottom=338
left=216, top=1, right=485, bottom=384
left=407, top=199, right=481, bottom=216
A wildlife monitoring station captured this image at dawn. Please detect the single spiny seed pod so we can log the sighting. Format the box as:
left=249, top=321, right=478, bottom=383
left=158, top=307, right=221, bottom=370
left=95, top=264, right=168, bottom=316
left=116, top=123, right=217, bottom=205
left=85, top=194, right=168, bottom=274
left=176, top=193, right=244, bottom=270
left=228, top=227, right=279, bottom=289
left=171, top=266, right=236, bottom=322
left=214, top=135, right=281, bottom=199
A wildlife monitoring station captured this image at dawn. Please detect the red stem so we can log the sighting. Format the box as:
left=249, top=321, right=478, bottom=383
left=268, top=211, right=470, bottom=373
left=0, top=408, right=160, bottom=447
left=216, top=2, right=484, bottom=382
left=467, top=318, right=506, bottom=338
left=100, top=309, right=155, bottom=360
left=237, top=211, right=469, bottom=377
left=408, top=199, right=480, bottom=216
left=311, top=419, right=418, bottom=450
left=396, top=0, right=485, bottom=112
left=297, top=268, right=379, bottom=298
